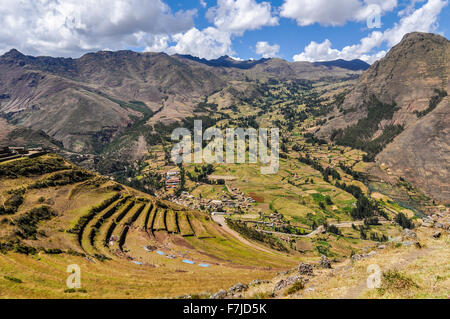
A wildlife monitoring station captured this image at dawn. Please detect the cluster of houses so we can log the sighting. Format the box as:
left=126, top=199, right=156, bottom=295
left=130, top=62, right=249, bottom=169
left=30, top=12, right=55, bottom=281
left=0, top=146, right=46, bottom=163
left=168, top=185, right=257, bottom=215
left=165, top=171, right=181, bottom=189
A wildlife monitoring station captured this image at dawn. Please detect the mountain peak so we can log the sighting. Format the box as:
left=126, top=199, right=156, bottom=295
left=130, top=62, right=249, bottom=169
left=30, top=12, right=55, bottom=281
left=1, top=48, right=25, bottom=59
left=401, top=31, right=449, bottom=43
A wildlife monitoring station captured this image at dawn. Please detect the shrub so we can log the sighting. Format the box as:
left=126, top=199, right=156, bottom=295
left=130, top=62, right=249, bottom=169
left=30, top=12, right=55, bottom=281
left=227, top=219, right=288, bottom=252
left=0, top=241, right=14, bottom=253
left=14, top=244, right=38, bottom=255
left=45, top=248, right=63, bottom=254
left=0, top=156, right=68, bottom=179
left=364, top=217, right=380, bottom=226
left=351, top=196, right=379, bottom=220
left=94, top=253, right=111, bottom=262
left=326, top=224, right=342, bottom=235
left=0, top=194, right=24, bottom=215
left=286, top=281, right=305, bottom=295
left=64, top=288, right=87, bottom=293
left=28, top=170, right=93, bottom=189
left=67, top=249, right=86, bottom=257
left=15, top=206, right=58, bottom=240
left=360, top=228, right=367, bottom=240
left=395, top=213, right=414, bottom=229
left=4, top=276, right=23, bottom=283
left=370, top=232, right=388, bottom=242
left=381, top=270, right=418, bottom=291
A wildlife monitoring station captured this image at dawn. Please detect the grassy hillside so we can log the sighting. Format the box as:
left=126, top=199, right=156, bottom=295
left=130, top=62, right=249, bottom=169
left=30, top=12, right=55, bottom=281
left=0, top=154, right=302, bottom=298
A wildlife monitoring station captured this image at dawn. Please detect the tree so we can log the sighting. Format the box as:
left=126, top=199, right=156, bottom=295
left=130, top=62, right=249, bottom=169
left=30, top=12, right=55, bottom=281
left=395, top=213, right=414, bottom=229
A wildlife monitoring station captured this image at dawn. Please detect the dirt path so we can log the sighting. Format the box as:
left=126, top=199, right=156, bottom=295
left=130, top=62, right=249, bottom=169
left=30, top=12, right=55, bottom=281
left=332, top=220, right=390, bottom=228
left=212, top=215, right=279, bottom=255
left=341, top=245, right=435, bottom=299
left=258, top=220, right=392, bottom=239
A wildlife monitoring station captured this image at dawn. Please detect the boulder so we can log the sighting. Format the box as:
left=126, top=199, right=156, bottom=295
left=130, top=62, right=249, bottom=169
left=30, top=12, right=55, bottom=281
left=401, top=241, right=416, bottom=246
left=401, top=229, right=418, bottom=242
left=274, top=280, right=288, bottom=292
left=432, top=231, right=442, bottom=239
left=319, top=255, right=332, bottom=268
left=421, top=222, right=434, bottom=228
left=298, top=262, right=314, bottom=276
left=273, top=276, right=301, bottom=292
left=211, top=289, right=227, bottom=299
left=317, top=225, right=326, bottom=234
left=249, top=279, right=262, bottom=286
left=228, top=283, right=248, bottom=294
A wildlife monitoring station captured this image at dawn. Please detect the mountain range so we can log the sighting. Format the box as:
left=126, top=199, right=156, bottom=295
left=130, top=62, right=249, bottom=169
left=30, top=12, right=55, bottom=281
left=0, top=32, right=448, bottom=203
left=0, top=48, right=364, bottom=154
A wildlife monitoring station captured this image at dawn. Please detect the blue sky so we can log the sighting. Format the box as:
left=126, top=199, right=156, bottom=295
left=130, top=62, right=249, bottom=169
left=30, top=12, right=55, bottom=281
left=0, top=0, right=448, bottom=64
left=162, top=0, right=449, bottom=62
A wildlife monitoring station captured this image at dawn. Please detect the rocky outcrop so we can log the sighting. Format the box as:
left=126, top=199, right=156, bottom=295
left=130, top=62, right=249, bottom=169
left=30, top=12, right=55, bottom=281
left=298, top=262, right=314, bottom=276
left=319, top=255, right=332, bottom=269
left=319, top=32, right=450, bottom=203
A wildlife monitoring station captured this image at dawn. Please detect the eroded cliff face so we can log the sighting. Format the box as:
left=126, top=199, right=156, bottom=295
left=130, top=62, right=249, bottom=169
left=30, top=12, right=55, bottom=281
left=318, top=32, right=449, bottom=203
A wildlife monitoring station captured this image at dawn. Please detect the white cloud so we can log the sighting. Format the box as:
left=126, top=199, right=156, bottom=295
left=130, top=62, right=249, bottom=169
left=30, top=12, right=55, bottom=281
left=143, top=34, right=171, bottom=52
left=166, top=27, right=234, bottom=59
left=166, top=0, right=279, bottom=60
left=0, top=0, right=281, bottom=60
left=293, top=39, right=340, bottom=62
left=293, top=0, right=447, bottom=64
left=255, top=41, right=280, bottom=58
left=0, top=0, right=196, bottom=57
left=280, top=0, right=397, bottom=26
left=383, top=0, right=448, bottom=46
left=206, top=0, right=278, bottom=35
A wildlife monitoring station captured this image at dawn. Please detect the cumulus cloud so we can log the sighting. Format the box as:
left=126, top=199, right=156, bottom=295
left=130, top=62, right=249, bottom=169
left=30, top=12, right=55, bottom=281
left=0, top=0, right=282, bottom=60
left=142, top=34, right=171, bottom=53
left=293, top=0, right=447, bottom=64
left=383, top=0, right=448, bottom=46
left=0, top=0, right=196, bottom=57
left=280, top=0, right=397, bottom=26
left=293, top=39, right=341, bottom=62
left=206, top=0, right=278, bottom=35
left=293, top=34, right=384, bottom=63
left=166, top=27, right=234, bottom=59
left=255, top=41, right=280, bottom=58
left=165, top=0, right=279, bottom=60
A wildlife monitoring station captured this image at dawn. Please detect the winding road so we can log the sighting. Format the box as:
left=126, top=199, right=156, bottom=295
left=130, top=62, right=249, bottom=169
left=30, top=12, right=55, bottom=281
left=211, top=215, right=279, bottom=255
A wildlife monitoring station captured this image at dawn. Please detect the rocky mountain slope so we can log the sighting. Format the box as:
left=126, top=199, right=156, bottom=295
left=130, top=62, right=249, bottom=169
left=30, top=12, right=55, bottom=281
left=318, top=32, right=449, bottom=203
left=0, top=50, right=364, bottom=152
left=0, top=49, right=363, bottom=154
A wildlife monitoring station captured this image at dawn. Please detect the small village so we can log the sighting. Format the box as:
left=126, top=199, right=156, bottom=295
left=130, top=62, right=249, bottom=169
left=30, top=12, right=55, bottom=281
left=164, top=170, right=257, bottom=215
left=157, top=168, right=295, bottom=237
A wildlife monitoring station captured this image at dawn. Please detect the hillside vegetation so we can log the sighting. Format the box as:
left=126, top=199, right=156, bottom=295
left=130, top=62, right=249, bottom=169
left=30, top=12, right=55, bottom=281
left=0, top=154, right=301, bottom=298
